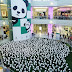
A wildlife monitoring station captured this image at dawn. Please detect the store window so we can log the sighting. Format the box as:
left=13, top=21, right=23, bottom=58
left=33, top=24, right=48, bottom=35
left=0, top=0, right=12, bottom=44
left=53, top=7, right=72, bottom=20
left=32, top=7, right=48, bottom=19
left=0, top=4, right=8, bottom=19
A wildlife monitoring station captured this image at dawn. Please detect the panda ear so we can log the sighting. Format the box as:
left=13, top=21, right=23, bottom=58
left=24, top=0, right=29, bottom=7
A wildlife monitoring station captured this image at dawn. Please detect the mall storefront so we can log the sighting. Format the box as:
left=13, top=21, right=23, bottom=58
left=0, top=0, right=12, bottom=44
left=33, top=24, right=48, bottom=35
left=33, top=24, right=72, bottom=38
left=53, top=7, right=72, bottom=20
left=0, top=24, right=9, bottom=40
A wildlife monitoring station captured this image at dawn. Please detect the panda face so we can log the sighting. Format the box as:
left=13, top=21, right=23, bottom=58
left=11, top=0, right=27, bottom=18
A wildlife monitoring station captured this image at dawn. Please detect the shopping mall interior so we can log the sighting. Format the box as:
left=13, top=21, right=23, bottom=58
left=0, top=0, right=72, bottom=72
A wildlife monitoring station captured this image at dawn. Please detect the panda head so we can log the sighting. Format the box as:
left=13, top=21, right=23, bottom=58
left=11, top=0, right=28, bottom=18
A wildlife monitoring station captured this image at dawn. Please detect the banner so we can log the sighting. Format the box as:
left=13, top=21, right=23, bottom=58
left=11, top=0, right=31, bottom=41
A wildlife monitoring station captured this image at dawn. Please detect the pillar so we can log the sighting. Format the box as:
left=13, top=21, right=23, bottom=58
left=31, top=24, right=33, bottom=33
left=48, top=7, right=53, bottom=19
left=31, top=7, right=33, bottom=33
left=7, top=0, right=13, bottom=41
left=48, top=7, right=53, bottom=34
left=0, top=5, right=2, bottom=20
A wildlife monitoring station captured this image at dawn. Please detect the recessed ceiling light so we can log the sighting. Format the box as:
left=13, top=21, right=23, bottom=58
left=51, top=2, right=53, bottom=5
left=35, top=9, right=47, bottom=12
left=50, top=21, right=53, bottom=24
left=3, top=22, right=5, bottom=25
left=1, top=0, right=3, bottom=2
left=33, top=7, right=48, bottom=8
left=39, top=27, right=42, bottom=30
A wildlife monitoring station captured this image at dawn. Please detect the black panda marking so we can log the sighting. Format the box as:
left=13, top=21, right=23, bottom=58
left=12, top=17, right=18, bottom=25
left=24, top=23, right=26, bottom=26
left=17, top=11, right=20, bottom=14
left=13, top=6, right=17, bottom=10
left=24, top=0, right=29, bottom=7
left=22, top=8, right=25, bottom=13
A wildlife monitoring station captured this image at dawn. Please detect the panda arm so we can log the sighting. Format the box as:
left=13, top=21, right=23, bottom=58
left=24, top=21, right=31, bottom=32
left=25, top=21, right=30, bottom=29
left=12, top=17, right=18, bottom=25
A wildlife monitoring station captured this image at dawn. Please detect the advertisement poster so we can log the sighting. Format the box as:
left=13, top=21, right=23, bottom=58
left=11, top=0, right=31, bottom=41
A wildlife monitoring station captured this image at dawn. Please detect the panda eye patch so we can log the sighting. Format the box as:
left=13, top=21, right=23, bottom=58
left=13, top=6, right=17, bottom=10
left=22, top=9, right=25, bottom=13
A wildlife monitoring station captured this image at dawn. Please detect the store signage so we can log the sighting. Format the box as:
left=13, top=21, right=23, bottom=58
left=59, top=8, right=71, bottom=11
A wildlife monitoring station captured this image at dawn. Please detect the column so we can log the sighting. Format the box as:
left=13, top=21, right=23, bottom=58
left=31, top=24, right=33, bottom=33
left=7, top=0, right=13, bottom=41
left=0, top=5, right=2, bottom=20
left=31, top=7, right=33, bottom=33
left=48, top=7, right=53, bottom=19
left=48, top=7, right=53, bottom=35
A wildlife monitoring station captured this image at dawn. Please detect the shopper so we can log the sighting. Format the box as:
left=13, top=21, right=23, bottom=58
left=48, top=15, right=50, bottom=19
left=67, top=33, right=68, bottom=37
left=52, top=32, right=54, bottom=39
left=5, top=65, right=10, bottom=72
left=64, top=35, right=66, bottom=39
left=63, top=34, right=64, bottom=39
left=60, top=34, right=61, bottom=39
left=48, top=32, right=49, bottom=38
left=68, top=36, right=70, bottom=42
left=3, top=63, right=7, bottom=72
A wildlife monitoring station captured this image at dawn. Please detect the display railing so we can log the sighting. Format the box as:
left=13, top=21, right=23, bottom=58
left=54, top=16, right=72, bottom=20
left=32, top=0, right=58, bottom=1
left=0, top=0, right=7, bottom=4
left=0, top=18, right=8, bottom=20
left=32, top=16, right=72, bottom=20
left=32, top=16, right=50, bottom=19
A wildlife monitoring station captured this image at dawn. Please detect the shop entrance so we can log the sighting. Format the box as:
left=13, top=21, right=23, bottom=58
left=33, top=24, right=48, bottom=35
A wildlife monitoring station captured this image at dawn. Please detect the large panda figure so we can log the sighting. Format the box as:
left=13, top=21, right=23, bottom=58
left=11, top=0, right=31, bottom=41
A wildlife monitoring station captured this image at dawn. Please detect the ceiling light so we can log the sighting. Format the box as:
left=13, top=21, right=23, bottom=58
left=1, top=0, right=3, bottom=2
left=33, top=7, right=48, bottom=8
left=50, top=21, right=53, bottom=24
left=35, top=9, right=47, bottom=12
left=3, top=22, right=5, bottom=25
left=39, top=27, right=42, bottom=30
left=51, top=2, right=53, bottom=5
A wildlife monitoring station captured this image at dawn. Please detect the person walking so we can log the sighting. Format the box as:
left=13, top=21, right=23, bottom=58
left=67, top=33, right=68, bottom=37
left=52, top=32, right=54, bottom=39
left=5, top=65, right=10, bottom=72
left=60, top=34, right=61, bottom=39
left=48, top=32, right=49, bottom=38
left=63, top=34, right=64, bottom=39
left=3, top=64, right=7, bottom=72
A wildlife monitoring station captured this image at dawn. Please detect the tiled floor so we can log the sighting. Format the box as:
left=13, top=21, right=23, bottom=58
left=35, top=34, right=59, bottom=40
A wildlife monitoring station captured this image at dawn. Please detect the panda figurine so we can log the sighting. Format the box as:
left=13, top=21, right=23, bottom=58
left=11, top=0, right=31, bottom=33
